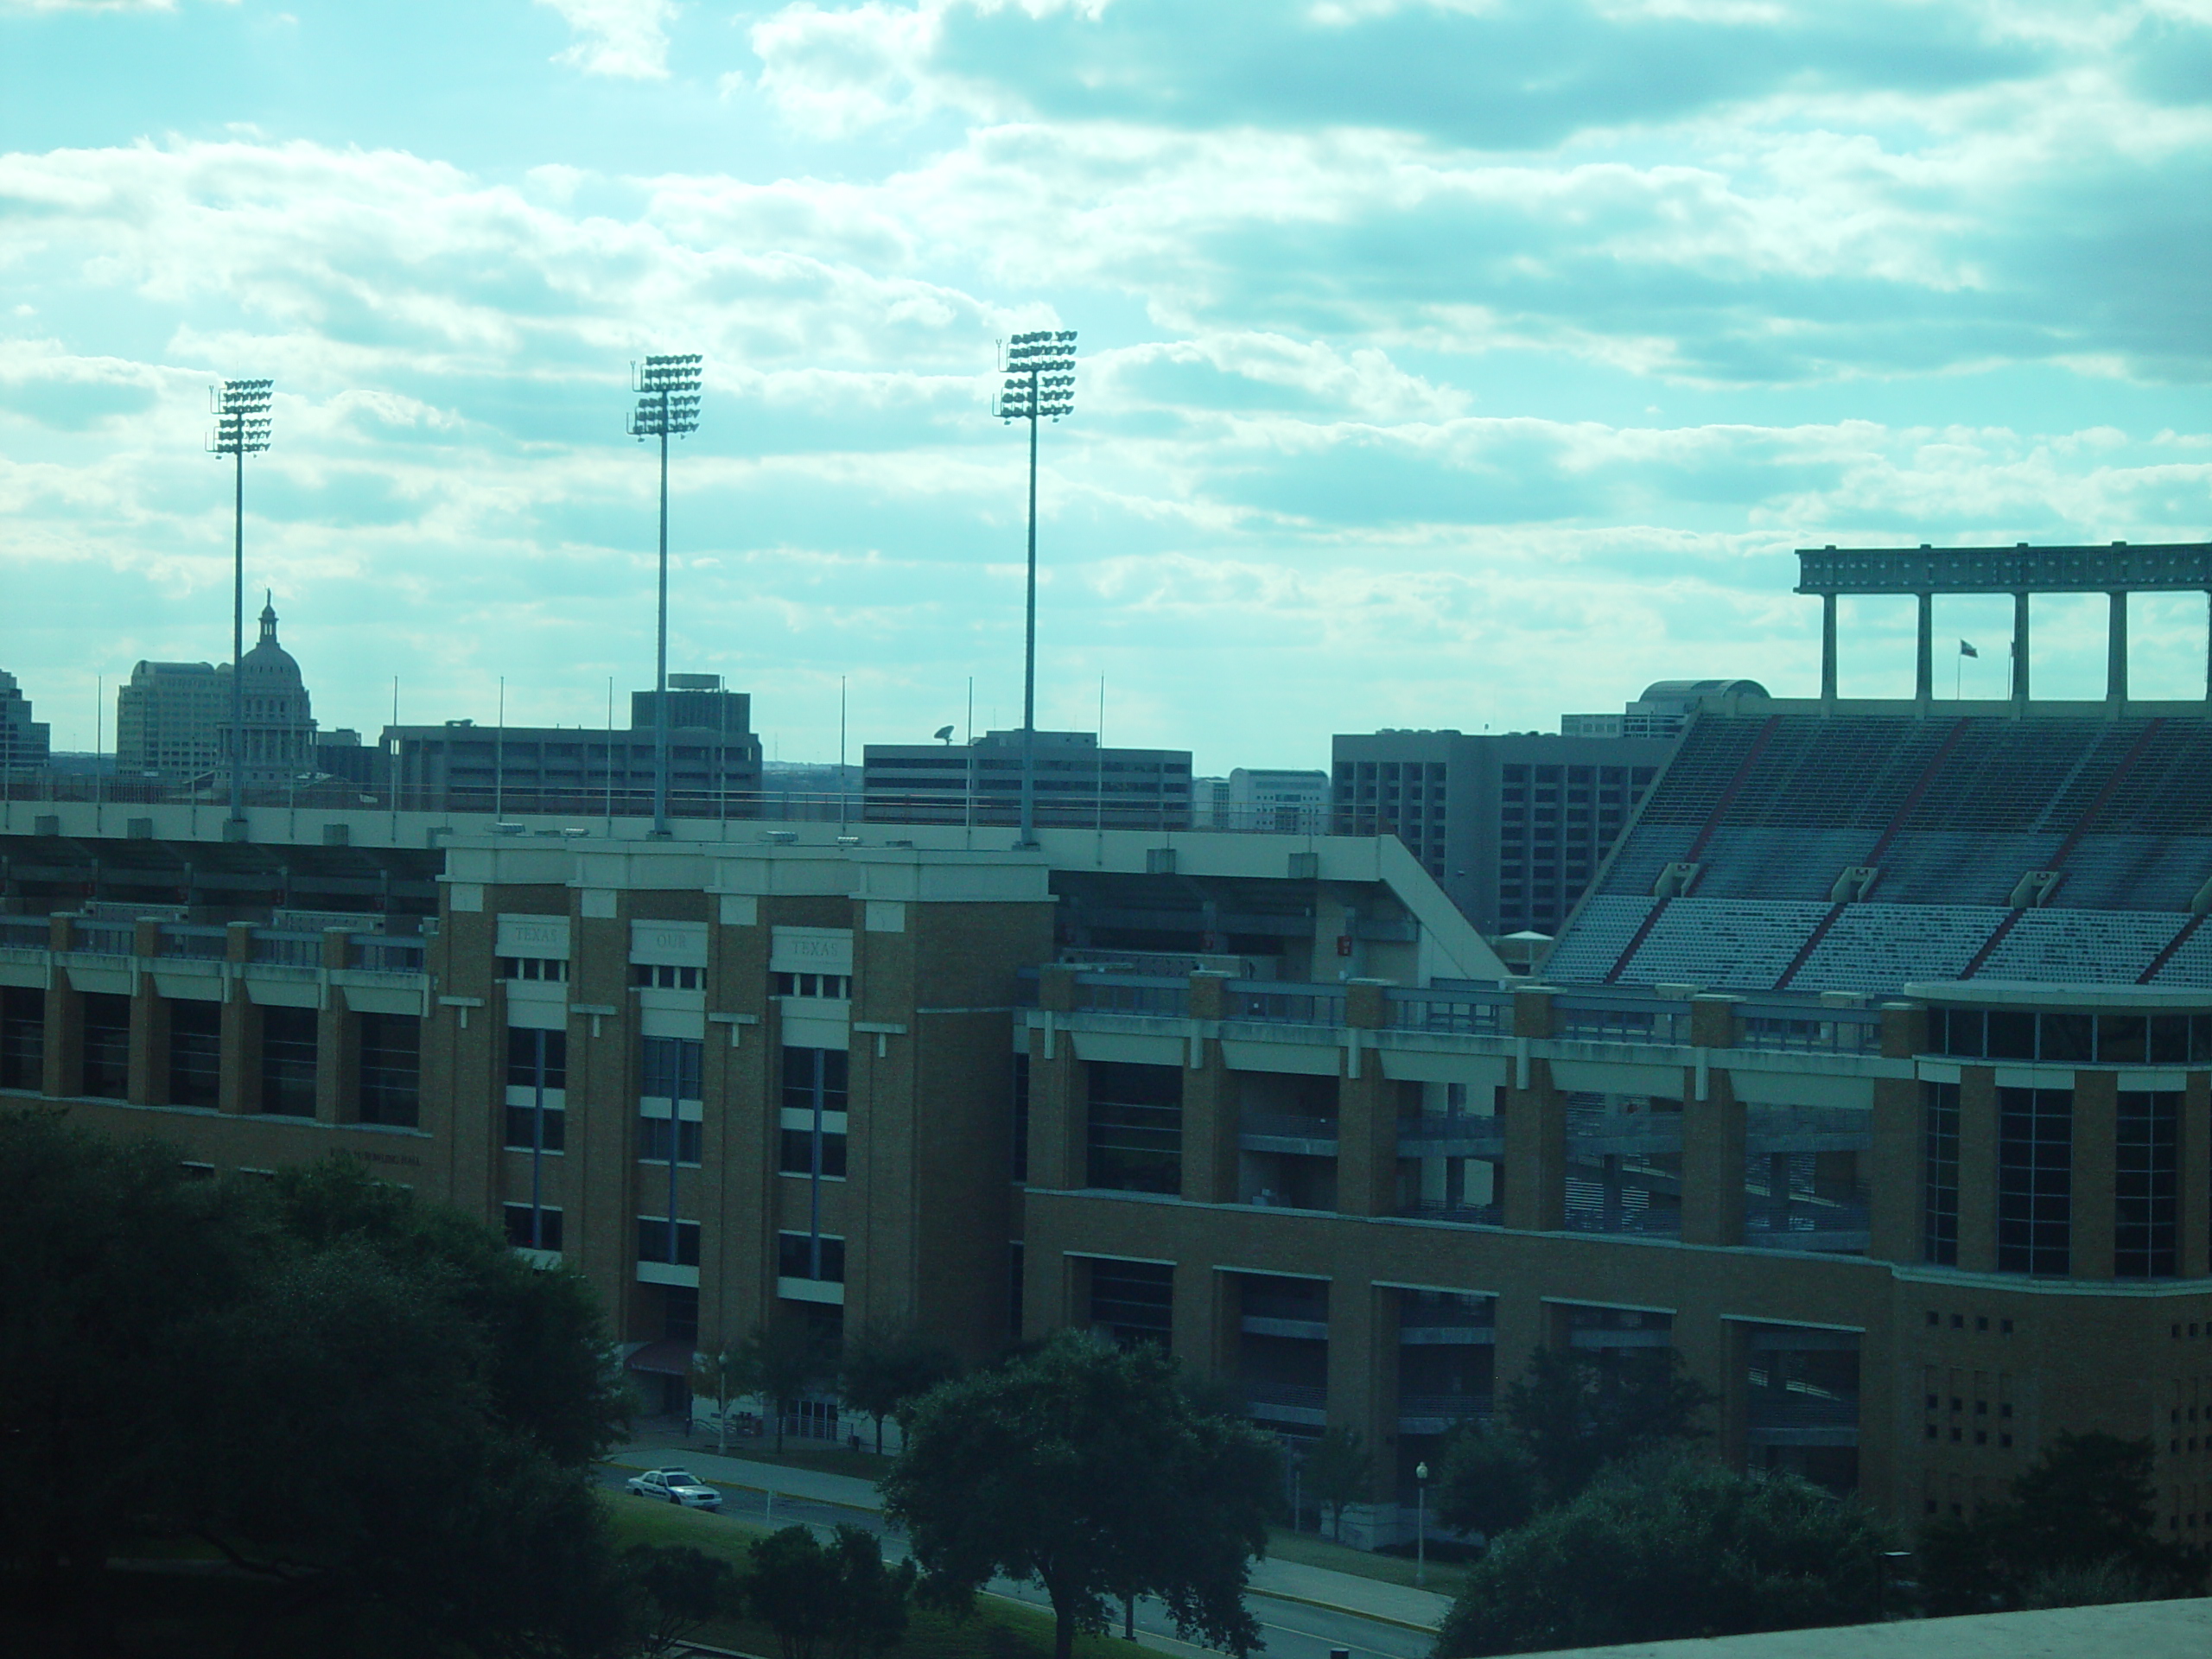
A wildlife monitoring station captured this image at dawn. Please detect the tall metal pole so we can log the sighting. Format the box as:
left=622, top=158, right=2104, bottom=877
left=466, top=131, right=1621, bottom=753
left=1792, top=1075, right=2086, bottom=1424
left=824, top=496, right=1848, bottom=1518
left=654, top=396, right=671, bottom=838
left=1020, top=367, right=1039, bottom=845
left=231, top=444, right=245, bottom=825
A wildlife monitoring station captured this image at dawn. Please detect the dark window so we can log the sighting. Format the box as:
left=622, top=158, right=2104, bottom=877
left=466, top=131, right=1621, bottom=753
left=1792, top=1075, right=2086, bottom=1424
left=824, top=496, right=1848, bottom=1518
left=258, top=1006, right=317, bottom=1116
left=505, top=1101, right=566, bottom=1152
left=1997, top=1088, right=2072, bottom=1276
left=636, top=1217, right=701, bottom=1267
left=782, top=1046, right=849, bottom=1115
left=631, top=963, right=702, bottom=989
left=1085, top=1061, right=1182, bottom=1193
left=0, top=985, right=43, bottom=1090
left=777, top=1230, right=846, bottom=1281
left=1986, top=1010, right=2036, bottom=1061
left=641, top=1036, right=703, bottom=1102
left=640, top=1116, right=703, bottom=1165
left=2115, top=1090, right=2180, bottom=1279
left=357, top=1013, right=420, bottom=1127
left=503, top=1203, right=563, bottom=1251
left=2098, top=1015, right=2148, bottom=1065
left=1088, top=1258, right=1173, bottom=1349
left=167, top=999, right=223, bottom=1109
left=1011, top=1052, right=1031, bottom=1184
left=82, top=992, right=131, bottom=1100
left=663, top=1285, right=699, bottom=1342
left=506, top=1026, right=566, bottom=1090
left=1923, top=1083, right=1960, bottom=1266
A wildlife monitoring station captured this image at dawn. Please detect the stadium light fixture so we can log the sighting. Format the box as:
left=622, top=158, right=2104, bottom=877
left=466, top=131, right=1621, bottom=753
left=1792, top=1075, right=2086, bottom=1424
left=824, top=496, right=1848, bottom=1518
left=207, top=378, right=272, bottom=831
left=993, top=328, right=1077, bottom=845
left=628, top=353, right=703, bottom=839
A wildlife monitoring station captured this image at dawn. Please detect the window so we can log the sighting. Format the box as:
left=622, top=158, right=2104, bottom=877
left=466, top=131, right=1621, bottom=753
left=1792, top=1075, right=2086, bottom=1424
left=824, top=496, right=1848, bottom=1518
left=773, top=972, right=852, bottom=999
left=1932, top=1007, right=2212, bottom=1065
left=504, top=1203, right=563, bottom=1251
left=779, top=1128, right=847, bottom=1177
left=1011, top=1052, right=1030, bottom=1183
left=167, top=999, right=222, bottom=1109
left=1088, top=1258, right=1173, bottom=1349
left=1084, top=1061, right=1182, bottom=1193
left=632, top=963, right=702, bottom=989
left=499, top=956, right=569, bottom=982
left=782, top=1046, right=848, bottom=1115
left=663, top=1285, right=699, bottom=1342
left=1923, top=1083, right=1960, bottom=1266
left=2115, top=1091, right=2180, bottom=1279
left=1997, top=1088, right=2072, bottom=1276
left=636, top=1217, right=701, bottom=1267
left=82, top=992, right=130, bottom=1101
left=0, top=985, right=43, bottom=1090
left=778, top=1230, right=845, bottom=1281
left=357, top=1013, right=420, bottom=1127
left=507, top=1026, right=567, bottom=1090
left=641, top=1036, right=703, bottom=1103
left=641, top=1116, right=704, bottom=1165
left=258, top=1006, right=317, bottom=1116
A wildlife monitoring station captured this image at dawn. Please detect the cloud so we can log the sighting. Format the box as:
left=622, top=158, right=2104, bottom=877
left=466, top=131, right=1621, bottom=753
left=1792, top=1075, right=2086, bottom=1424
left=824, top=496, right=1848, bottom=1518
left=535, top=0, right=677, bottom=79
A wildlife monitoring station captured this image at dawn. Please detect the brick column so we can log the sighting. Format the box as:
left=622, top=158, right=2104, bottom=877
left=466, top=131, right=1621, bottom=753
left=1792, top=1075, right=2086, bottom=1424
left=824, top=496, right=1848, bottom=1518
left=1028, top=965, right=1086, bottom=1191
left=2070, top=1070, right=2118, bottom=1282
left=42, top=913, right=80, bottom=1099
left=1492, top=1289, right=1547, bottom=1404
left=1325, top=1279, right=1399, bottom=1508
left=1870, top=1075, right=1923, bottom=1264
left=1681, top=995, right=1742, bottom=1246
left=1336, top=979, right=1395, bottom=1217
left=316, top=928, right=354, bottom=1123
left=1171, top=1260, right=1233, bottom=1380
left=1957, top=1068, right=1999, bottom=1274
left=1504, top=986, right=1563, bottom=1230
left=1180, top=973, right=1236, bottom=1205
left=2183, top=1075, right=2211, bottom=1280
left=1022, top=1243, right=1079, bottom=1337
left=219, top=921, right=258, bottom=1116
left=126, top=918, right=164, bottom=1107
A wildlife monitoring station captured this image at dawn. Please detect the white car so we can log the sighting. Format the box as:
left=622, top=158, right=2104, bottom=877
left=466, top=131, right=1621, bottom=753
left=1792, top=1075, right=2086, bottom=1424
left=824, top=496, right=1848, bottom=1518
left=625, top=1468, right=722, bottom=1510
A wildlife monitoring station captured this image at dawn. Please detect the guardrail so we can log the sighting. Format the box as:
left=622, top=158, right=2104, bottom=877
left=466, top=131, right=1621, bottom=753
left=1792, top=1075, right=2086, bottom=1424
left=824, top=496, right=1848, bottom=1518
left=1737, top=1004, right=1884, bottom=1054
left=1387, top=986, right=1511, bottom=1035
left=157, top=925, right=228, bottom=960
left=70, top=922, right=134, bottom=957
left=1397, top=1114, right=1505, bottom=1151
left=1070, top=974, right=1190, bottom=1018
left=348, top=937, right=426, bottom=974
left=250, top=931, right=324, bottom=967
left=1229, top=983, right=1346, bottom=1027
left=1397, top=1199, right=1503, bottom=1227
left=1553, top=992, right=1691, bottom=1046
left=1239, top=1110, right=1340, bottom=1143
left=1747, top=1394, right=1859, bottom=1429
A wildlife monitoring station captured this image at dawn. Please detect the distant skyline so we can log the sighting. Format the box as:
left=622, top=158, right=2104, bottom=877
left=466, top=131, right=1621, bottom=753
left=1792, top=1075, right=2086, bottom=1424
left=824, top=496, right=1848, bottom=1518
left=3, top=0, right=2208, bottom=766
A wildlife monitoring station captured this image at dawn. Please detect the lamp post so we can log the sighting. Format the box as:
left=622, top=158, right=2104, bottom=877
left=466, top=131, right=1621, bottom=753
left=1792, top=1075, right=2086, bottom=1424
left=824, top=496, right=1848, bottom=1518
left=628, top=353, right=703, bottom=840
left=207, top=378, right=271, bottom=832
left=1414, top=1460, right=1430, bottom=1586
left=994, top=328, right=1077, bottom=847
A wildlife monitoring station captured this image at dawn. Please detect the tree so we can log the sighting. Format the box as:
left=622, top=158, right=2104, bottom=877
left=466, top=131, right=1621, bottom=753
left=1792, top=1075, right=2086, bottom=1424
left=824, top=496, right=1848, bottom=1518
left=1919, top=1432, right=2205, bottom=1613
left=838, top=1321, right=958, bottom=1455
left=1503, top=1345, right=1713, bottom=1506
left=626, top=1542, right=742, bottom=1656
left=1434, top=1450, right=1895, bottom=1656
left=881, top=1331, right=1279, bottom=1659
left=1433, top=1420, right=1539, bottom=1541
left=1304, top=1425, right=1374, bottom=1541
left=753, top=1317, right=834, bottom=1455
left=745, top=1523, right=915, bottom=1659
left=693, top=1340, right=762, bottom=1454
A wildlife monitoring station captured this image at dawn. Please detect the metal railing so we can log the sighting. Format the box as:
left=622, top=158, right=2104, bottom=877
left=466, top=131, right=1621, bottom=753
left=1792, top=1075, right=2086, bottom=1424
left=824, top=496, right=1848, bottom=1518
left=1070, top=975, right=1190, bottom=1018
left=158, top=925, right=228, bottom=960
left=1386, top=985, right=1511, bottom=1035
left=1241, top=1295, right=1330, bottom=1326
left=70, top=922, right=134, bottom=957
left=1396, top=1198, right=1503, bottom=1227
left=1747, top=1393, right=1859, bottom=1430
left=1240, top=1382, right=1329, bottom=1412
left=1396, top=1114, right=1504, bottom=1152
left=1228, top=983, right=1346, bottom=1027
left=250, top=931, right=323, bottom=967
left=1737, top=1004, right=1885, bottom=1055
left=348, top=936, right=426, bottom=974
left=1396, top=1393, right=1493, bottom=1423
left=1239, top=1110, right=1339, bottom=1143
left=0, top=915, right=48, bottom=951
left=1553, top=993, right=1690, bottom=1046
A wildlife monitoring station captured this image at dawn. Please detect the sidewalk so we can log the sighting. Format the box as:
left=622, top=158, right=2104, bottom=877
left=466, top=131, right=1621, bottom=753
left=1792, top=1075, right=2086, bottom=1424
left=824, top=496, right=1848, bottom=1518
left=604, top=1440, right=1452, bottom=1632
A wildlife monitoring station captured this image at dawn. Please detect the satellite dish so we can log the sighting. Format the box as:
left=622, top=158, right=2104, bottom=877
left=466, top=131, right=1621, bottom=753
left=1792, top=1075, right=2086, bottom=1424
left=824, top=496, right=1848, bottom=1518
left=934, top=725, right=955, bottom=743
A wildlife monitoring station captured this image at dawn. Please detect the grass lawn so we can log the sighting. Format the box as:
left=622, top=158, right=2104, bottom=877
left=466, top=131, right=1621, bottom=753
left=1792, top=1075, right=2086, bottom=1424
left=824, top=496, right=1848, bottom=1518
left=1265, top=1524, right=1470, bottom=1600
left=599, top=1492, right=1131, bottom=1658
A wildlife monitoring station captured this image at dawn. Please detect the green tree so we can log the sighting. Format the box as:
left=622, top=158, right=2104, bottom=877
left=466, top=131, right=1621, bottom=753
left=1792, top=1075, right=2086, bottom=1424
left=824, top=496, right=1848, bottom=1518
left=1919, top=1432, right=2205, bottom=1613
left=1433, top=1421, right=1539, bottom=1541
left=838, top=1321, right=958, bottom=1455
left=881, top=1331, right=1278, bottom=1659
left=1434, top=1450, right=1894, bottom=1656
left=745, top=1523, right=915, bottom=1659
left=752, top=1316, right=834, bottom=1455
left=1504, top=1345, right=1713, bottom=1506
left=626, top=1542, right=741, bottom=1656
left=1304, top=1424, right=1374, bottom=1541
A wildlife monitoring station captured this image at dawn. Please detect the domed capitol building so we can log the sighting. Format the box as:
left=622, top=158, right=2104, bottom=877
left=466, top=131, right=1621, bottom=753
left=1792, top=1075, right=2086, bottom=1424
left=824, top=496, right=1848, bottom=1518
left=116, top=595, right=317, bottom=787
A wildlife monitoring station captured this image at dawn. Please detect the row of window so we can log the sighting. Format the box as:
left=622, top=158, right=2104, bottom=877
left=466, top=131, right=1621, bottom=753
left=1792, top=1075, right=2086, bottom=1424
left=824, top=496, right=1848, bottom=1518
left=498, top=1205, right=847, bottom=1285
left=1929, top=1007, right=2212, bottom=1066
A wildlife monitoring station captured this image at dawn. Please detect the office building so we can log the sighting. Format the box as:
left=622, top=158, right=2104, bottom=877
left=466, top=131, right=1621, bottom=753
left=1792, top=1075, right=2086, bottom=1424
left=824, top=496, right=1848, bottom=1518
left=862, top=729, right=1192, bottom=830
left=1561, top=678, right=1772, bottom=740
left=11, top=541, right=2212, bottom=1554
left=0, top=672, right=49, bottom=774
left=383, top=675, right=762, bottom=815
left=1194, top=768, right=1330, bottom=834
left=113, top=598, right=318, bottom=786
left=1332, top=728, right=1684, bottom=938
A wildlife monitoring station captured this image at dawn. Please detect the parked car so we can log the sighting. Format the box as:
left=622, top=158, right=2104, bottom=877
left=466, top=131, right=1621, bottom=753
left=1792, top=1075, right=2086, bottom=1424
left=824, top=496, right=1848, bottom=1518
left=625, top=1469, right=722, bottom=1510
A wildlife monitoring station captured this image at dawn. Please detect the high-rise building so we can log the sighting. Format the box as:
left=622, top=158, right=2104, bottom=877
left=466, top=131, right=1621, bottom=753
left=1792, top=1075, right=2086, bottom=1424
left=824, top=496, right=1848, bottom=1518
left=1332, top=728, right=1684, bottom=938
left=862, top=729, right=1192, bottom=829
left=0, top=671, right=50, bottom=774
left=114, top=597, right=318, bottom=785
left=1193, top=768, right=1330, bottom=834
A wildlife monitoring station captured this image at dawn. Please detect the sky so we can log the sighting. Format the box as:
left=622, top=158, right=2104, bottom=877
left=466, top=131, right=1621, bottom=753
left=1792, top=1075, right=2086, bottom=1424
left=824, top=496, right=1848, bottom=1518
left=2, top=0, right=2209, bottom=769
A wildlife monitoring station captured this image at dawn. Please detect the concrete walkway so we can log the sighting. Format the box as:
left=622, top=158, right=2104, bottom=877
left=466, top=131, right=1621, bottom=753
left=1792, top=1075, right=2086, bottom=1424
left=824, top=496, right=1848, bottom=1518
left=1505, top=1597, right=2212, bottom=1659
left=606, top=1440, right=1453, bottom=1633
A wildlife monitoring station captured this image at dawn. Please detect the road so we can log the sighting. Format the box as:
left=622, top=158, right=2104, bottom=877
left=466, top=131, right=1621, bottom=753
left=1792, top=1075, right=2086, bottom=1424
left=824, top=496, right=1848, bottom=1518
left=599, top=1466, right=1435, bottom=1659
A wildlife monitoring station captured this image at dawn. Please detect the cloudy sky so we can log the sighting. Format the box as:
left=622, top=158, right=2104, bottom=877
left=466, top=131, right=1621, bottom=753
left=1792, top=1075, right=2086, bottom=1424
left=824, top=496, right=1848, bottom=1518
left=3, top=0, right=2209, bottom=766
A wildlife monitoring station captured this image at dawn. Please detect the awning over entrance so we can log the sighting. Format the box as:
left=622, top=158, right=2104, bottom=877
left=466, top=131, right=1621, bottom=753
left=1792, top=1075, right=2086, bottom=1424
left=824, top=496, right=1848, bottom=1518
left=624, top=1338, right=696, bottom=1377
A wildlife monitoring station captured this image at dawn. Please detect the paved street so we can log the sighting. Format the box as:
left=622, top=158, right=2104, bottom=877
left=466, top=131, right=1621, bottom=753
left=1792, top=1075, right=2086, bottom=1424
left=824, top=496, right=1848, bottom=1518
left=601, top=1446, right=1443, bottom=1659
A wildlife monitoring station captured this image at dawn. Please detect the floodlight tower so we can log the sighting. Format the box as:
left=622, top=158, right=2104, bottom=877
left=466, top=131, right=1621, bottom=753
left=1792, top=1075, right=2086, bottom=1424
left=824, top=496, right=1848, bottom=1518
left=207, top=379, right=272, bottom=831
left=627, top=353, right=702, bottom=839
left=994, top=328, right=1077, bottom=846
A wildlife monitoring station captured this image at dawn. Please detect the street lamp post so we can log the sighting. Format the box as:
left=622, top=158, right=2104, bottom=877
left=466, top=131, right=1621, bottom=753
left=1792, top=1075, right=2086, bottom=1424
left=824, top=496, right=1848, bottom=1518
left=1414, top=1460, right=1430, bottom=1587
left=628, top=354, right=703, bottom=840
left=994, top=328, right=1077, bottom=847
left=207, top=378, right=272, bottom=833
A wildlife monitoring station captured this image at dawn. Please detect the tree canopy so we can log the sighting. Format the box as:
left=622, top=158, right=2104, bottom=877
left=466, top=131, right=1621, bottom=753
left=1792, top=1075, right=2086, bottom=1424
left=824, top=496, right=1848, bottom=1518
left=1434, top=1450, right=1895, bottom=1656
left=880, top=1331, right=1279, bottom=1659
left=837, top=1322, right=958, bottom=1455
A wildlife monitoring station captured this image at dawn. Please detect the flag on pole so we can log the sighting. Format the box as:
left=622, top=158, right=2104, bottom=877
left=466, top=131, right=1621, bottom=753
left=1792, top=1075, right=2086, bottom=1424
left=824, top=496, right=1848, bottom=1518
left=1959, top=640, right=1979, bottom=658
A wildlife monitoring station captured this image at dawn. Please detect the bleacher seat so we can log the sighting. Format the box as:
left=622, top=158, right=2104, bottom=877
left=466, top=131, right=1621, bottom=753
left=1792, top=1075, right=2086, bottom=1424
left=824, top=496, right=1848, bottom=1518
left=1788, top=904, right=2012, bottom=995
left=1977, top=908, right=2182, bottom=986
left=1612, top=899, right=1831, bottom=990
left=1543, top=895, right=1658, bottom=983
left=2150, top=921, right=2212, bottom=988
